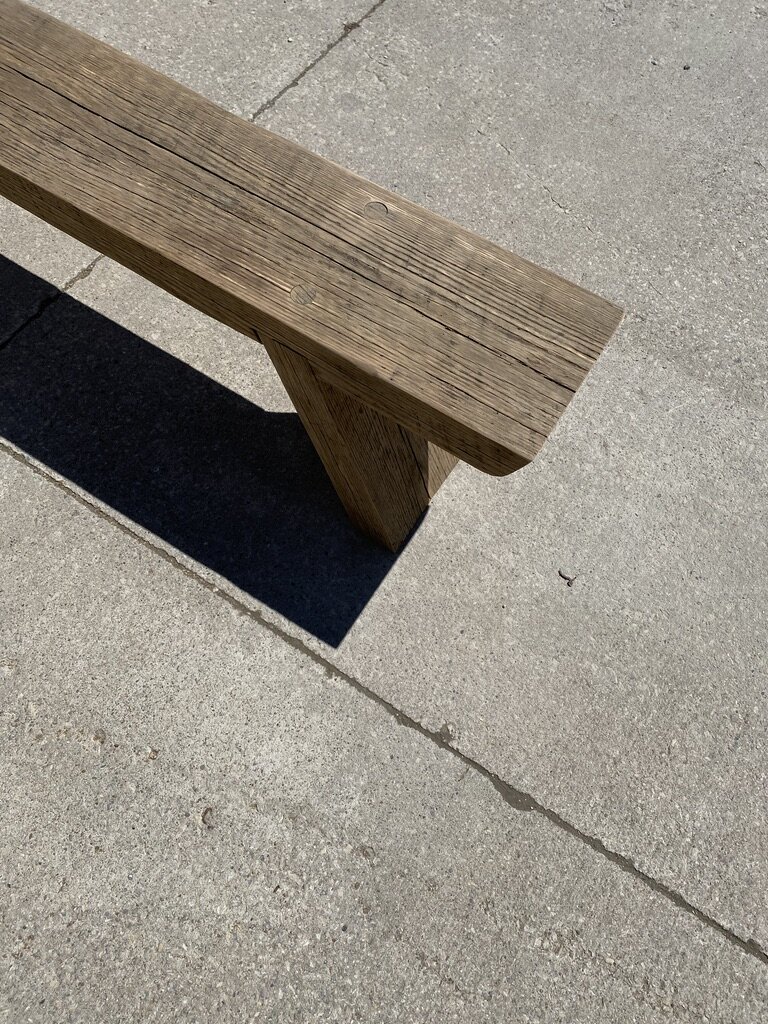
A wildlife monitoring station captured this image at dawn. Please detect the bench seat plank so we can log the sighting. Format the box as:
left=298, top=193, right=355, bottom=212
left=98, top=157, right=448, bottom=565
left=0, top=0, right=622, bottom=475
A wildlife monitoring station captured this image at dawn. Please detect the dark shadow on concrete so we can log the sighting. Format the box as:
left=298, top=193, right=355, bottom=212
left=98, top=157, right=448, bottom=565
left=0, top=256, right=401, bottom=647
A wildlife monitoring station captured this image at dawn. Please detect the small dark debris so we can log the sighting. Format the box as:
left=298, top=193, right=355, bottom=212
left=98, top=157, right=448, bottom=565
left=438, top=722, right=455, bottom=743
left=147, top=748, right=159, bottom=761
left=558, top=569, right=577, bottom=588
left=683, top=64, right=691, bottom=70
left=341, top=924, right=348, bottom=932
left=201, top=806, right=214, bottom=829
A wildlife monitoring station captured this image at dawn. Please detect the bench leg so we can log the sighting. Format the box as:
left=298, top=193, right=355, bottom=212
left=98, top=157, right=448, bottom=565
left=264, top=338, right=457, bottom=551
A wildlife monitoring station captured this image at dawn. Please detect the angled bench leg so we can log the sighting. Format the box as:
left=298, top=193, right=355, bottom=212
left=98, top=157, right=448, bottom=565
left=264, top=338, right=457, bottom=551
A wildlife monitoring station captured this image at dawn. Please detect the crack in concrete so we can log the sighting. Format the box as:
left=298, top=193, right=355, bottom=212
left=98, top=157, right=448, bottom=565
left=61, top=254, right=105, bottom=292
left=541, top=182, right=568, bottom=213
left=1, top=437, right=767, bottom=970
left=0, top=289, right=59, bottom=355
left=250, top=0, right=389, bottom=121
left=0, top=254, right=105, bottom=355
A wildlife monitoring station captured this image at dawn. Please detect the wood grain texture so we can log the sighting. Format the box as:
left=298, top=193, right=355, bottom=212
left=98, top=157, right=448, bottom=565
left=265, top=337, right=456, bottom=550
left=0, top=0, right=623, bottom=475
left=410, top=439, right=459, bottom=500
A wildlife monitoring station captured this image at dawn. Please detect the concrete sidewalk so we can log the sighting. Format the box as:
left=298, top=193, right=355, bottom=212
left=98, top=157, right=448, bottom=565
left=2, top=1, right=767, bottom=1020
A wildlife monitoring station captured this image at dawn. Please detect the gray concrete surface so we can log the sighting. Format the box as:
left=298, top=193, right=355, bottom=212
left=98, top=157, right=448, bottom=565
left=2, top=0, right=768, bottom=1018
left=259, top=0, right=768, bottom=949
left=31, top=0, right=375, bottom=114
left=3, top=448, right=768, bottom=1022
left=0, top=204, right=96, bottom=290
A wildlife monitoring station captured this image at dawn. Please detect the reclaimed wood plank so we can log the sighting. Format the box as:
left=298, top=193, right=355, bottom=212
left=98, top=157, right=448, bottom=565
left=0, top=0, right=623, bottom=476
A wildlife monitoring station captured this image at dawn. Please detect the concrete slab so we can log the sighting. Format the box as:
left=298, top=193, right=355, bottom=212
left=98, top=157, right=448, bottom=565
left=1, top=0, right=767, bottom=1004
left=2, top=447, right=768, bottom=1021
left=28, top=0, right=373, bottom=116
left=251, top=0, right=768, bottom=954
left=6, top=0, right=759, bottom=957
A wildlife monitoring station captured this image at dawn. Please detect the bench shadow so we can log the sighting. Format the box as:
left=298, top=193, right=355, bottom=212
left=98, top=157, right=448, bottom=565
left=0, top=256, right=401, bottom=647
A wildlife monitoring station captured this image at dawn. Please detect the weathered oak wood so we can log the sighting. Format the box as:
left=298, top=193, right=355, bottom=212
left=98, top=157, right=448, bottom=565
left=265, top=337, right=457, bottom=550
left=0, top=0, right=623, bottom=481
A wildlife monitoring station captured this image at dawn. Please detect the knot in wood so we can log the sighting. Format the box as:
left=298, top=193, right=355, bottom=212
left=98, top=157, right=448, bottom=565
left=364, top=201, right=389, bottom=219
left=290, top=284, right=317, bottom=306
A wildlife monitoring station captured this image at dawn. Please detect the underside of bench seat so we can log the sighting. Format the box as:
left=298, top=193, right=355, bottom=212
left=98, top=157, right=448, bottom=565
left=0, top=0, right=623, bottom=549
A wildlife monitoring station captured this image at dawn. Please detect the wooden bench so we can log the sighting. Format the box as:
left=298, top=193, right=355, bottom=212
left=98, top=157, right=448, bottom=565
left=0, top=0, right=623, bottom=551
